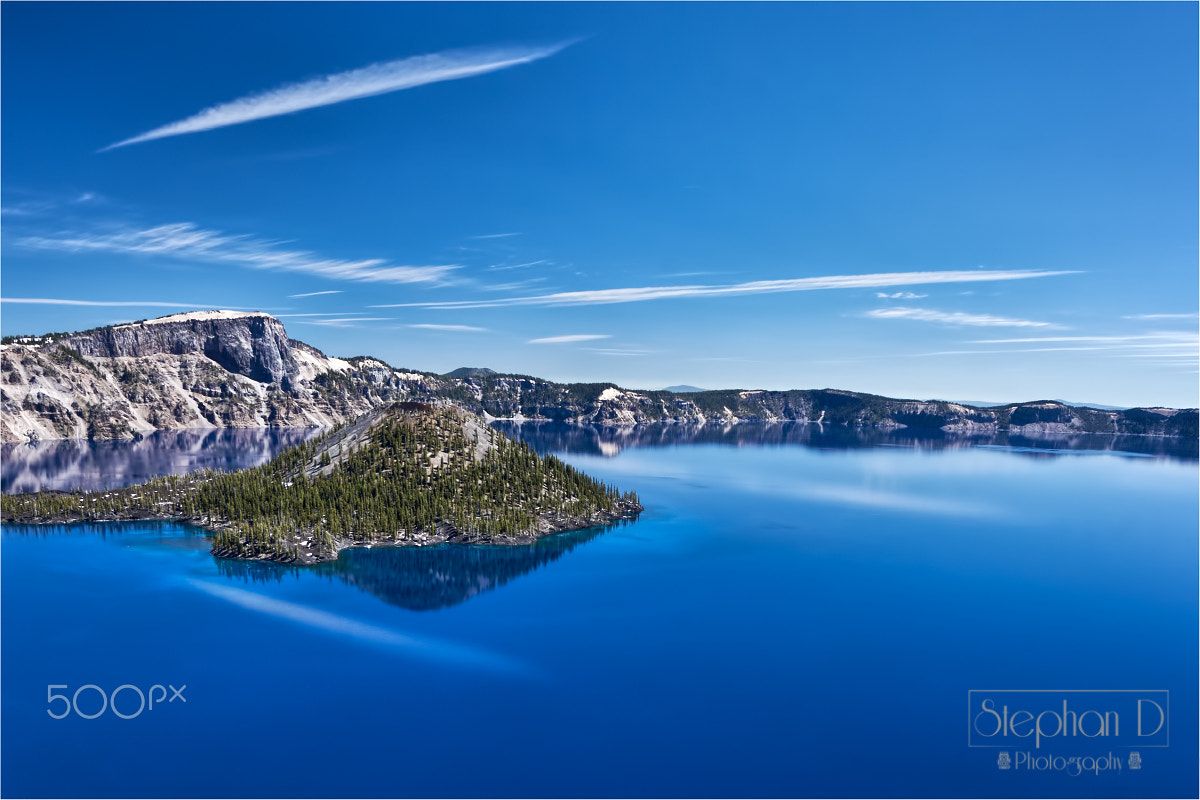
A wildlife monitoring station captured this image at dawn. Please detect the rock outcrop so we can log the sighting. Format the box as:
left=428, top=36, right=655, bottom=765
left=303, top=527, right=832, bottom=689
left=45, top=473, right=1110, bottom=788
left=65, top=311, right=298, bottom=386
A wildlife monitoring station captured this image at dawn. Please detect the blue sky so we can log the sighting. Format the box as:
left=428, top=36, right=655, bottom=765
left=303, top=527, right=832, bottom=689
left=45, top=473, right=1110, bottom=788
left=2, top=2, right=1196, bottom=407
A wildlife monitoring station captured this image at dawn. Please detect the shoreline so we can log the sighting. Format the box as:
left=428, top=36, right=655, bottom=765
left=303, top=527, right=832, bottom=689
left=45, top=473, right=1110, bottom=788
left=7, top=415, right=1198, bottom=444
left=2, top=499, right=644, bottom=566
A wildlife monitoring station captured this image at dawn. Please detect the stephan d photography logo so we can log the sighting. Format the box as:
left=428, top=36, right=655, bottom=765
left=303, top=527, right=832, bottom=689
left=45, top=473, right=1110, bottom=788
left=969, top=689, right=1167, bottom=775
left=969, top=690, right=1168, bottom=749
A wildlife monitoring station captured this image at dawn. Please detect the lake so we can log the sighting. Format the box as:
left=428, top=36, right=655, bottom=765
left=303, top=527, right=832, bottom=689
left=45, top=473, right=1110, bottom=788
left=2, top=423, right=1196, bottom=798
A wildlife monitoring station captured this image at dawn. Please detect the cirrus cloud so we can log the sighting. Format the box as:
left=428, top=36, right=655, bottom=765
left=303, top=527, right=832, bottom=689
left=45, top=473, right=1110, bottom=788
left=17, top=223, right=459, bottom=286
left=865, top=307, right=1057, bottom=328
left=374, top=269, right=1075, bottom=310
left=528, top=334, right=611, bottom=344
left=875, top=291, right=927, bottom=299
left=0, top=297, right=240, bottom=309
left=102, top=42, right=576, bottom=150
left=408, top=324, right=487, bottom=332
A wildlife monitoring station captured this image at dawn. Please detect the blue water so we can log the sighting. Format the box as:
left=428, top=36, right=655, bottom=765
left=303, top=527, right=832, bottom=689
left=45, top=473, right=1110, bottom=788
left=2, top=433, right=1196, bottom=798
left=2, top=426, right=322, bottom=494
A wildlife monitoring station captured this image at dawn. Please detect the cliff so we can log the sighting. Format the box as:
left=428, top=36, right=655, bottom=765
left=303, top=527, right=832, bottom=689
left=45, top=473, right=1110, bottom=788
left=1, top=311, right=442, bottom=442
left=2, top=310, right=1195, bottom=442
left=64, top=310, right=298, bottom=386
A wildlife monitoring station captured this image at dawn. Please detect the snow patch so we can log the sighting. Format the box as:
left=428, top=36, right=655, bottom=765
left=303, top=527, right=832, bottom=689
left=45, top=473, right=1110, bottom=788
left=116, top=310, right=272, bottom=328
left=599, top=387, right=623, bottom=402
left=353, top=358, right=389, bottom=371
left=292, top=346, right=352, bottom=374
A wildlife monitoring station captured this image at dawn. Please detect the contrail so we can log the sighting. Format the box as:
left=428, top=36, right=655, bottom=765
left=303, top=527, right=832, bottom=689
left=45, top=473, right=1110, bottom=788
left=102, top=41, right=575, bottom=151
left=189, top=579, right=535, bottom=676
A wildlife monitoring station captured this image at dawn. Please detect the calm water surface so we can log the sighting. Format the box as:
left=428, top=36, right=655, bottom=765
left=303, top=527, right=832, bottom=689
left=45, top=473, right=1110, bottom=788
left=2, top=425, right=1196, bottom=798
left=2, top=426, right=322, bottom=494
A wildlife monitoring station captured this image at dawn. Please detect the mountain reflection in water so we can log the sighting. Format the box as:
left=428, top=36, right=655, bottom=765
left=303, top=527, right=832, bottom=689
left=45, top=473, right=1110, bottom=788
left=492, top=419, right=1198, bottom=462
left=7, top=419, right=1192, bottom=615
left=5, top=420, right=1192, bottom=498
left=1, top=427, right=323, bottom=494
left=215, top=523, right=614, bottom=611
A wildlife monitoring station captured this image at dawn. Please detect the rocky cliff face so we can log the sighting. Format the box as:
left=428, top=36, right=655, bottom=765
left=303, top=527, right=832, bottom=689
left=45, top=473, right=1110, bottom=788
left=2, top=311, right=1195, bottom=442
left=1, top=311, right=442, bottom=443
left=65, top=311, right=298, bottom=386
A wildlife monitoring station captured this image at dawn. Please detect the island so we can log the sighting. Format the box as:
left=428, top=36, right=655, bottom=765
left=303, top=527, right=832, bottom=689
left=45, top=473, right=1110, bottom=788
left=0, top=402, right=643, bottom=564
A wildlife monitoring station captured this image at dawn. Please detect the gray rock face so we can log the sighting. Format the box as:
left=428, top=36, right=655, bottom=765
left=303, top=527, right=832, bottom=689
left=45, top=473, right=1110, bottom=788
left=67, top=314, right=298, bottom=385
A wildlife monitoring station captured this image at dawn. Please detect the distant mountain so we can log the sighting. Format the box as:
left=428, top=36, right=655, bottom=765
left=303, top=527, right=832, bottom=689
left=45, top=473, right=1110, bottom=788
left=663, top=385, right=705, bottom=393
left=444, top=367, right=497, bottom=379
left=2, top=311, right=1194, bottom=442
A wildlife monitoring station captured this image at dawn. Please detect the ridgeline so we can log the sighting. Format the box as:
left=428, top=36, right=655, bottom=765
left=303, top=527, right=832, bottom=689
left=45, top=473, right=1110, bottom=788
left=0, top=403, right=642, bottom=564
left=3, top=310, right=1195, bottom=443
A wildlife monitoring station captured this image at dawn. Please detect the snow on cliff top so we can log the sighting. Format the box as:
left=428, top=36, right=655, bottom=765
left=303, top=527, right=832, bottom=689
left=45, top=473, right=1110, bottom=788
left=292, top=345, right=352, bottom=373
left=116, top=310, right=273, bottom=328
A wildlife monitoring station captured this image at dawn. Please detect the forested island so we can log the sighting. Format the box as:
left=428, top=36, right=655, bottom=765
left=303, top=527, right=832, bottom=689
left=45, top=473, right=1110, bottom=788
left=0, top=403, right=642, bottom=564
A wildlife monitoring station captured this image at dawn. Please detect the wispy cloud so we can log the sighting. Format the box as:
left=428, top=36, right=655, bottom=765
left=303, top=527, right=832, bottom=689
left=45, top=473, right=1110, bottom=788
left=102, top=42, right=575, bottom=150
left=18, top=223, right=459, bottom=286
left=0, top=201, right=54, bottom=217
left=588, top=347, right=651, bottom=356
left=1, top=190, right=103, bottom=218
left=471, top=232, right=522, bottom=240
left=487, top=259, right=549, bottom=271
left=0, top=297, right=233, bottom=308
left=659, top=270, right=728, bottom=279
left=911, top=331, right=1198, bottom=362
left=289, top=290, right=343, bottom=298
left=865, top=307, right=1057, bottom=328
left=480, top=278, right=548, bottom=293
left=970, top=334, right=1197, bottom=345
left=1122, top=313, right=1199, bottom=321
left=528, top=334, right=611, bottom=344
left=373, top=269, right=1074, bottom=310
left=292, top=317, right=393, bottom=328
left=408, top=323, right=487, bottom=332
left=911, top=347, right=1198, bottom=360
left=875, top=291, right=927, bottom=299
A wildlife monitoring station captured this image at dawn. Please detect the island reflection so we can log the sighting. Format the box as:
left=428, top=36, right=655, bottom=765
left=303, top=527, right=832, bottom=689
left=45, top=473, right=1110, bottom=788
left=5, top=420, right=1192, bottom=498
left=215, top=523, right=614, bottom=611
left=6, top=419, right=1193, bottom=613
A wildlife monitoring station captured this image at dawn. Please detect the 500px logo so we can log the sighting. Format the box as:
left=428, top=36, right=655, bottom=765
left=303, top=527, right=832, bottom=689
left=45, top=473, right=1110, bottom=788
left=47, top=684, right=187, bottom=720
left=968, top=690, right=1168, bottom=749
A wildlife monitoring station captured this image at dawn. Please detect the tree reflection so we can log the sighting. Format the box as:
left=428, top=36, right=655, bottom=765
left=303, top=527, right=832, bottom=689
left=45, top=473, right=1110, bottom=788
left=215, top=522, right=616, bottom=611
